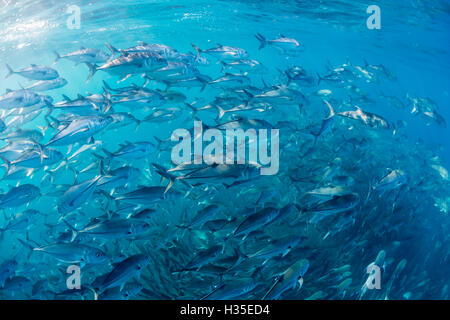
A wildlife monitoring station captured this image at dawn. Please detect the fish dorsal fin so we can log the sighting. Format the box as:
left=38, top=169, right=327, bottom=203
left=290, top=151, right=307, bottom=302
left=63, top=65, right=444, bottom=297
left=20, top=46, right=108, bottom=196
left=124, top=140, right=132, bottom=145
left=62, top=94, right=71, bottom=102
left=279, top=34, right=286, bottom=38
left=80, top=46, right=86, bottom=50
left=77, top=94, right=85, bottom=100
left=5, top=88, right=12, bottom=93
left=216, top=43, right=223, bottom=47
left=138, top=41, right=148, bottom=46
left=31, top=64, right=37, bottom=67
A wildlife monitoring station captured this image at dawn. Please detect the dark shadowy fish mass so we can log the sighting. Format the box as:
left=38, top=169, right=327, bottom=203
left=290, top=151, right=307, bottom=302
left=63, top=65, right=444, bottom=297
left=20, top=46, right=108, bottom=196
left=0, top=0, right=448, bottom=302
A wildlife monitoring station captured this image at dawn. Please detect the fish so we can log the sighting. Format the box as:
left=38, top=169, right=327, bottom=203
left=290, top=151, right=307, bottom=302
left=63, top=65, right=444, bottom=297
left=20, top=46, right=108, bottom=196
left=247, top=235, right=302, bottom=262
left=25, top=78, right=68, bottom=92
left=0, top=89, right=50, bottom=110
left=5, top=64, right=59, bottom=80
left=2, top=147, right=63, bottom=169
left=102, top=141, right=156, bottom=160
left=101, top=254, right=151, bottom=290
left=177, top=204, right=221, bottom=230
left=0, top=12, right=447, bottom=302
left=52, top=94, right=102, bottom=116
left=233, top=207, right=281, bottom=239
left=64, top=218, right=151, bottom=240
left=0, top=184, right=40, bottom=208
left=338, top=106, right=390, bottom=129
left=284, top=66, right=316, bottom=86
left=86, top=52, right=167, bottom=82
left=182, top=245, right=223, bottom=271
left=209, top=73, right=251, bottom=90
left=54, top=47, right=113, bottom=65
left=30, top=243, right=108, bottom=265
left=221, top=59, right=265, bottom=73
left=263, top=259, right=309, bottom=300
left=302, top=193, right=360, bottom=224
left=57, top=176, right=101, bottom=215
left=372, top=169, right=408, bottom=193
left=202, top=278, right=257, bottom=300
left=109, top=42, right=178, bottom=60
left=255, top=33, right=303, bottom=52
left=407, top=95, right=446, bottom=128
left=115, top=186, right=181, bottom=205
left=0, top=209, right=40, bottom=237
left=191, top=43, right=247, bottom=60
left=0, top=259, right=18, bottom=287
left=0, top=276, right=31, bottom=296
left=98, top=282, right=143, bottom=300
left=46, top=115, right=113, bottom=147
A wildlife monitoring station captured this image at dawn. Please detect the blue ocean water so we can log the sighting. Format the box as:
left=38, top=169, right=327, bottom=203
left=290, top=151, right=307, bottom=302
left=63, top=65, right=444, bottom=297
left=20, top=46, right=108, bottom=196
left=0, top=0, right=449, bottom=299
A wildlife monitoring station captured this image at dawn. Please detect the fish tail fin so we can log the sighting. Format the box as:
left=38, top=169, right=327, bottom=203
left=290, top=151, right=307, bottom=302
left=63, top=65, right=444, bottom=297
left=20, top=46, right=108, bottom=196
left=101, top=147, right=114, bottom=158
left=17, top=238, right=35, bottom=252
left=316, top=72, right=323, bottom=85
left=220, top=61, right=227, bottom=73
left=102, top=80, right=112, bottom=93
left=5, top=64, right=14, bottom=79
left=99, top=158, right=107, bottom=176
left=29, top=138, right=46, bottom=164
left=152, top=163, right=177, bottom=193
left=163, top=80, right=171, bottom=92
left=243, top=89, right=254, bottom=102
left=284, top=70, right=293, bottom=85
left=200, top=79, right=208, bottom=92
left=215, top=105, right=226, bottom=120
left=134, top=118, right=141, bottom=131
left=0, top=155, right=11, bottom=172
left=39, top=119, right=50, bottom=137
left=103, top=97, right=112, bottom=113
left=61, top=219, right=79, bottom=242
left=255, top=33, right=266, bottom=50
left=230, top=246, right=248, bottom=270
left=261, top=76, right=269, bottom=89
left=105, top=42, right=119, bottom=57
left=323, top=99, right=335, bottom=119
left=53, top=51, right=61, bottom=64
left=151, top=137, right=163, bottom=153
left=191, top=43, right=202, bottom=58
left=363, top=58, right=369, bottom=68
left=85, top=63, right=98, bottom=82
left=0, top=222, right=9, bottom=242
left=185, top=102, right=198, bottom=118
